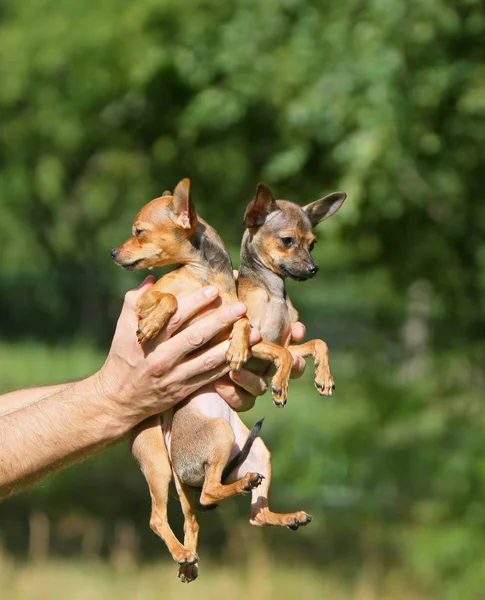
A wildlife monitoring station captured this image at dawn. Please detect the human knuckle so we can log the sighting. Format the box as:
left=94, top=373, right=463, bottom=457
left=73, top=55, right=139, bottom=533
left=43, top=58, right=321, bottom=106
left=148, top=357, right=167, bottom=376
left=187, top=330, right=205, bottom=349
left=212, top=306, right=230, bottom=327
left=203, top=354, right=218, bottom=370
left=167, top=312, right=182, bottom=331
left=158, top=378, right=178, bottom=399
left=169, top=382, right=182, bottom=397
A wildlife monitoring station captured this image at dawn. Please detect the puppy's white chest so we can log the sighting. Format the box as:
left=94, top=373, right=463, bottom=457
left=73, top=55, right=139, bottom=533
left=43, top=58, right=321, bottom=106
left=259, top=296, right=291, bottom=346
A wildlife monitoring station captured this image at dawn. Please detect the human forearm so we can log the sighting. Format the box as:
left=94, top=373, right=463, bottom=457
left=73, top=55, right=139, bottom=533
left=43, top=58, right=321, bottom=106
left=0, top=374, right=128, bottom=498
left=0, top=383, right=71, bottom=416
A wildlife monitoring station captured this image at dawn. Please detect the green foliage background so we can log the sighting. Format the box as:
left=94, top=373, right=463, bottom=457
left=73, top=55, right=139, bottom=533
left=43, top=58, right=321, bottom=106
left=0, top=0, right=484, bottom=597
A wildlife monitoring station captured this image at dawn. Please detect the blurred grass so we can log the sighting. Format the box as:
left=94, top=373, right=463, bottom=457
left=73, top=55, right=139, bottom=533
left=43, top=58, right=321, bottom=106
left=0, top=341, right=105, bottom=394
left=0, top=559, right=431, bottom=600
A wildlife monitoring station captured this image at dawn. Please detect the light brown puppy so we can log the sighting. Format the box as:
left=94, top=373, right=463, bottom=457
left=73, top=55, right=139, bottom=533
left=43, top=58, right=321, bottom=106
left=112, top=178, right=309, bottom=583
left=237, top=183, right=346, bottom=398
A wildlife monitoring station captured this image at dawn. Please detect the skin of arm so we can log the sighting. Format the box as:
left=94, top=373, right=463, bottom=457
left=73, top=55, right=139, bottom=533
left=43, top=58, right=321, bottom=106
left=0, top=383, right=71, bottom=416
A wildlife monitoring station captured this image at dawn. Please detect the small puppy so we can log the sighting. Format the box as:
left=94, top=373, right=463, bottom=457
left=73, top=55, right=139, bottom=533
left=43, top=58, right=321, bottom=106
left=112, top=178, right=309, bottom=583
left=238, top=183, right=346, bottom=395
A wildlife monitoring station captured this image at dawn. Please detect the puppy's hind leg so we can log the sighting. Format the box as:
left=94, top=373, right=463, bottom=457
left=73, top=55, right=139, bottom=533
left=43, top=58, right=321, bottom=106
left=197, top=418, right=264, bottom=507
left=131, top=417, right=197, bottom=566
left=228, top=416, right=312, bottom=530
left=173, top=475, right=200, bottom=583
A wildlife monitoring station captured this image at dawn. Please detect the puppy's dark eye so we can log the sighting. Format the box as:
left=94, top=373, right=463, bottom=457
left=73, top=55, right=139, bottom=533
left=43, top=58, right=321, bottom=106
left=135, top=228, right=145, bottom=238
left=309, top=240, right=316, bottom=252
left=280, top=236, right=294, bottom=248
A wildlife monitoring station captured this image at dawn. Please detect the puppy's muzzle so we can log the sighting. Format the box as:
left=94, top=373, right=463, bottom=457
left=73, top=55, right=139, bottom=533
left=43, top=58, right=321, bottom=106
left=280, top=262, right=319, bottom=281
left=111, top=248, right=144, bottom=270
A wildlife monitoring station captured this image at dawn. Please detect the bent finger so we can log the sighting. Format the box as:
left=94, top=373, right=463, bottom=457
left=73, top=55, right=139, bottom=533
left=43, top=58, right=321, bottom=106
left=159, top=286, right=221, bottom=341
left=183, top=364, right=233, bottom=397
left=248, top=327, right=262, bottom=346
left=150, top=303, right=247, bottom=372
left=177, top=339, right=231, bottom=380
left=150, top=302, right=246, bottom=376
left=121, top=276, right=156, bottom=313
left=214, top=376, right=256, bottom=412
left=228, top=369, right=268, bottom=397
left=113, top=276, right=157, bottom=342
left=290, top=355, right=306, bottom=379
left=291, top=322, right=306, bottom=343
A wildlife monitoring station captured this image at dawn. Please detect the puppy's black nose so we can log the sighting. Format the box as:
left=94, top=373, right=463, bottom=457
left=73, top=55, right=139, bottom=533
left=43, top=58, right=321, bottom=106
left=307, top=264, right=319, bottom=275
left=111, top=248, right=119, bottom=259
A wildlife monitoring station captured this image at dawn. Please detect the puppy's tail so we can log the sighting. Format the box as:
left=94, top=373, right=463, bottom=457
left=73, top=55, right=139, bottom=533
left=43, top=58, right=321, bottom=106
left=221, top=418, right=264, bottom=483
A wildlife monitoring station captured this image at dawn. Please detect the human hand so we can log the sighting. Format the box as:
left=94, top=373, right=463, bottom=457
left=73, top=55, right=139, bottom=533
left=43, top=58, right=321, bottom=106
left=99, top=277, right=261, bottom=427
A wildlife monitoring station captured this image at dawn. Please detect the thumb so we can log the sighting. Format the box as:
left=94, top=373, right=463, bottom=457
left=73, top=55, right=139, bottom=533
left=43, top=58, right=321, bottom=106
left=136, top=275, right=156, bottom=291
left=123, top=275, right=156, bottom=309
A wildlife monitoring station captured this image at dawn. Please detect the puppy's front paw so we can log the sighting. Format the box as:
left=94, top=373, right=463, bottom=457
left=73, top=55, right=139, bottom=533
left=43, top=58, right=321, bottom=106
left=270, top=378, right=288, bottom=407
left=136, top=305, right=175, bottom=344
left=136, top=316, right=162, bottom=344
left=225, top=340, right=250, bottom=371
left=314, top=366, right=335, bottom=396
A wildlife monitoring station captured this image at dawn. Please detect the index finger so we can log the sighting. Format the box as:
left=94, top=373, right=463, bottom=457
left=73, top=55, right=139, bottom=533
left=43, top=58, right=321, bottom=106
left=290, top=355, right=306, bottom=379
left=149, top=302, right=247, bottom=373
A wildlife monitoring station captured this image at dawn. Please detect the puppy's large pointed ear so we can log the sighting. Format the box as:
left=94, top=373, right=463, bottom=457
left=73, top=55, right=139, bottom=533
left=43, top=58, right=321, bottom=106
left=303, top=191, right=346, bottom=227
left=171, top=178, right=197, bottom=230
left=244, top=183, right=279, bottom=228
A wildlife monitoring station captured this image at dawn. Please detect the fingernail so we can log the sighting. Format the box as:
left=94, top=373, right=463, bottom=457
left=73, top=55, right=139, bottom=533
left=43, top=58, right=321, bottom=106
left=204, top=285, right=219, bottom=299
left=230, top=302, right=246, bottom=317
